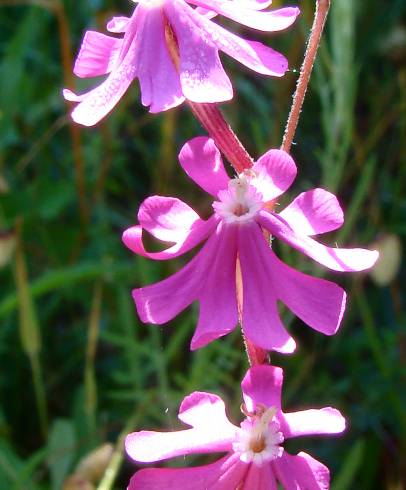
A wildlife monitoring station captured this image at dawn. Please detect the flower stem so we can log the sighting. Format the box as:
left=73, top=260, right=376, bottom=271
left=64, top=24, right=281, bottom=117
left=281, top=0, right=331, bottom=153
left=188, top=102, right=253, bottom=173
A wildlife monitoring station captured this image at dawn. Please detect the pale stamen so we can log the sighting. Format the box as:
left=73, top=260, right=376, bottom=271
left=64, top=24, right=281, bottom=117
left=233, top=405, right=284, bottom=466
left=213, top=175, right=263, bottom=224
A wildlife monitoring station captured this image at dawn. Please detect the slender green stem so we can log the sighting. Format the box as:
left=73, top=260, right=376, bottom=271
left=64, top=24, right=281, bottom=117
left=29, top=353, right=48, bottom=438
left=84, top=283, right=102, bottom=437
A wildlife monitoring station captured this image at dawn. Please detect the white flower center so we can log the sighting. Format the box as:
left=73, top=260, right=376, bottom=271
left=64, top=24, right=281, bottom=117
left=213, top=175, right=263, bottom=224
left=232, top=407, right=284, bottom=467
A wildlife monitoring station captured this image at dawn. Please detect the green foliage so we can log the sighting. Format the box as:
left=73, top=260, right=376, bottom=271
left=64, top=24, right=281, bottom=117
left=0, top=0, right=405, bottom=488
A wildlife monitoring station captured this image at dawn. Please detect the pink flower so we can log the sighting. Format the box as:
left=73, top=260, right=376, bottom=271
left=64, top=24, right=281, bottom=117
left=126, top=365, right=346, bottom=489
left=63, top=0, right=299, bottom=126
left=123, top=137, right=378, bottom=352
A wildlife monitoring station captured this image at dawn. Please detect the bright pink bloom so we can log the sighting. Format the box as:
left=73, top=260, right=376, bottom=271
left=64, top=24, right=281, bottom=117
left=123, top=137, right=378, bottom=352
left=63, top=0, right=299, bottom=126
left=126, top=365, right=346, bottom=489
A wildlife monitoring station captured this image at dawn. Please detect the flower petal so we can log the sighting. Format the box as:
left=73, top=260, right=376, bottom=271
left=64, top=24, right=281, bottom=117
left=188, top=0, right=300, bottom=32
left=252, top=149, right=297, bottom=201
left=178, top=137, right=230, bottom=197
left=133, top=232, right=213, bottom=325
left=234, top=0, right=273, bottom=10
left=198, top=17, right=289, bottom=77
left=178, top=392, right=236, bottom=430
left=241, top=365, right=283, bottom=413
left=238, top=224, right=296, bottom=353
left=258, top=210, right=379, bottom=272
left=66, top=59, right=137, bottom=125
left=240, top=221, right=345, bottom=338
left=191, top=223, right=238, bottom=349
left=138, top=196, right=200, bottom=241
left=133, top=223, right=238, bottom=348
left=136, top=5, right=184, bottom=112
left=272, top=452, right=330, bottom=490
left=267, top=247, right=347, bottom=336
left=244, top=463, right=278, bottom=490
left=126, top=427, right=233, bottom=463
left=128, top=454, right=248, bottom=489
left=281, top=408, right=346, bottom=439
left=106, top=16, right=130, bottom=33
left=73, top=31, right=122, bottom=78
left=122, top=216, right=217, bottom=260
left=279, top=189, right=344, bottom=235
left=165, top=1, right=233, bottom=103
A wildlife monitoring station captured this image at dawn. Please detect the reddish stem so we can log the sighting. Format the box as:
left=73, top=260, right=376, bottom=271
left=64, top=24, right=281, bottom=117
left=281, top=0, right=331, bottom=153
left=188, top=102, right=253, bottom=173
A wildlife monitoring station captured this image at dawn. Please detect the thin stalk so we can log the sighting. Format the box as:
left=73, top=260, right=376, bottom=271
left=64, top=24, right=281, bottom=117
left=84, top=282, right=102, bottom=437
left=281, top=0, right=330, bottom=153
left=54, top=0, right=88, bottom=226
left=0, top=0, right=88, bottom=225
left=188, top=102, right=253, bottom=173
left=14, top=219, right=48, bottom=437
left=96, top=396, right=153, bottom=490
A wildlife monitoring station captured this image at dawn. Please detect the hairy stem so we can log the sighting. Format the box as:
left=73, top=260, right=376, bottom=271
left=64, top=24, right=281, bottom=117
left=188, top=102, right=253, bottom=173
left=281, top=0, right=331, bottom=153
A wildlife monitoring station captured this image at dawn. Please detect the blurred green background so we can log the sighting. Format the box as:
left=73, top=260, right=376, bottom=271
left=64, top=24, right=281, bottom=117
left=0, top=0, right=405, bottom=488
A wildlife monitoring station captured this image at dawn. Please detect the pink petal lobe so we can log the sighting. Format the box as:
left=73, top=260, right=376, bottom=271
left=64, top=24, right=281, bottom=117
left=191, top=223, right=238, bottom=349
left=138, top=196, right=201, bottom=240
left=128, top=454, right=248, bottom=490
left=122, top=215, right=217, bottom=260
left=279, top=188, right=344, bottom=235
left=178, top=137, right=230, bottom=197
left=243, top=463, right=277, bottom=489
left=136, top=5, right=184, bottom=112
left=140, top=195, right=218, bottom=241
left=165, top=1, right=233, bottom=103
left=241, top=365, right=283, bottom=413
left=281, top=407, right=346, bottom=439
left=273, top=452, right=330, bottom=490
left=266, top=247, right=347, bottom=336
left=179, top=392, right=235, bottom=432
left=207, top=19, right=288, bottom=76
left=106, top=16, right=130, bottom=33
left=133, top=224, right=238, bottom=349
left=234, top=0, right=273, bottom=10
left=133, top=230, right=215, bottom=325
left=125, top=427, right=232, bottom=463
left=73, top=31, right=122, bottom=78
left=258, top=210, right=379, bottom=272
left=252, top=149, right=297, bottom=201
left=195, top=6, right=217, bottom=18
left=65, top=50, right=137, bottom=126
left=188, top=0, right=300, bottom=32
left=240, top=221, right=345, bottom=338
left=238, top=224, right=296, bottom=353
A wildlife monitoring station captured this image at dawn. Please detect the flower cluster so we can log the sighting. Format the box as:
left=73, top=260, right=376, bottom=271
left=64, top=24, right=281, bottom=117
left=65, top=0, right=378, bottom=488
left=64, top=0, right=299, bottom=126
